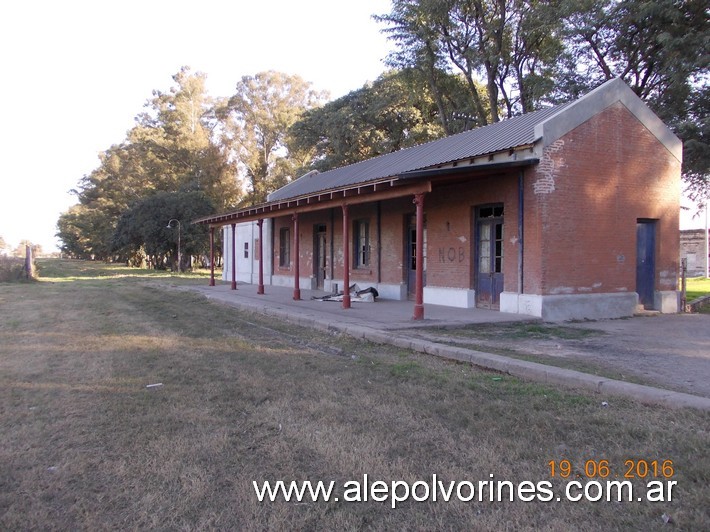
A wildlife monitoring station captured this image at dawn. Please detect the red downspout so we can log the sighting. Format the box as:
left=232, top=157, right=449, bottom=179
left=342, top=202, right=351, bottom=309
left=209, top=226, right=215, bottom=286
left=257, top=219, right=265, bottom=294
left=413, top=193, right=425, bottom=320
left=230, top=223, right=237, bottom=290
left=292, top=213, right=301, bottom=300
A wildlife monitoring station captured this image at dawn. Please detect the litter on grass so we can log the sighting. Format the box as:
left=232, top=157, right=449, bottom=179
left=146, top=383, right=163, bottom=388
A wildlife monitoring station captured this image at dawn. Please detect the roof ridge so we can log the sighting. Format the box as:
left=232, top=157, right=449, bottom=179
left=304, top=103, right=567, bottom=176
left=270, top=101, right=574, bottom=202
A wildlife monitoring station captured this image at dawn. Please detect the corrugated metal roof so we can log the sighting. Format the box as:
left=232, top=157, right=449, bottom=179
left=269, top=102, right=572, bottom=201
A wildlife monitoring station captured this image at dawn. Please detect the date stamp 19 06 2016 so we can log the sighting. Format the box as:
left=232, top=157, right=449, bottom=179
left=548, top=459, right=675, bottom=479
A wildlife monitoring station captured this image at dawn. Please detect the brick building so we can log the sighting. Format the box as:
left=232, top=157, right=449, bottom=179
left=199, top=78, right=682, bottom=321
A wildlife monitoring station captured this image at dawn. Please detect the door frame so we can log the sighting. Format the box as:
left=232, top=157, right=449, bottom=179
left=405, top=213, right=426, bottom=298
left=474, top=204, right=505, bottom=309
left=313, top=223, right=327, bottom=290
left=636, top=219, right=657, bottom=309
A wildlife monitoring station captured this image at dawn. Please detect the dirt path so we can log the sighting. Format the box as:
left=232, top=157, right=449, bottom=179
left=409, top=314, right=710, bottom=398
left=563, top=314, right=710, bottom=397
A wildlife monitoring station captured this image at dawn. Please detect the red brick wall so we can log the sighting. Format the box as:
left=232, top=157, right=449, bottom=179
left=380, top=197, right=411, bottom=284
left=425, top=173, right=520, bottom=290
left=525, top=102, right=681, bottom=296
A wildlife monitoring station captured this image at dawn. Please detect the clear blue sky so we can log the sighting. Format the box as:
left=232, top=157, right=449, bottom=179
left=0, top=0, right=393, bottom=252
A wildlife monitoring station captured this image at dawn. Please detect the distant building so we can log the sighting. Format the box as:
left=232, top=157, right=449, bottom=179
left=200, top=78, right=682, bottom=321
left=680, top=229, right=709, bottom=278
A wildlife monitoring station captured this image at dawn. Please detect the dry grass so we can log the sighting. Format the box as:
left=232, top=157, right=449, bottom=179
left=0, top=255, right=32, bottom=282
left=1, top=260, right=708, bottom=530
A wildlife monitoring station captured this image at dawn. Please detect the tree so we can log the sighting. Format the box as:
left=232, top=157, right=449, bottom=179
left=505, top=0, right=565, bottom=114
left=560, top=0, right=709, bottom=196
left=56, top=204, right=115, bottom=259
left=375, top=0, right=463, bottom=134
left=222, top=71, right=326, bottom=205
left=0, top=235, right=7, bottom=255
left=675, top=85, right=710, bottom=201
left=57, top=68, right=241, bottom=260
left=289, top=70, right=471, bottom=171
left=376, top=0, right=565, bottom=123
left=111, top=191, right=214, bottom=270
left=127, top=66, right=242, bottom=211
left=12, top=240, right=41, bottom=258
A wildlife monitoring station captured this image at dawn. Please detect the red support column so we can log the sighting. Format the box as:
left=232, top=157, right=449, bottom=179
left=342, top=203, right=351, bottom=309
left=209, top=226, right=215, bottom=286
left=230, top=223, right=237, bottom=290
left=257, top=219, right=265, bottom=295
left=292, top=213, right=301, bottom=300
left=413, top=193, right=425, bottom=320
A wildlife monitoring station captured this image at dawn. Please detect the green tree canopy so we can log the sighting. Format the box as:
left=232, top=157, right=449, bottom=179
left=289, top=69, right=480, bottom=171
left=111, top=191, right=214, bottom=270
left=221, top=71, right=326, bottom=205
left=376, top=0, right=565, bottom=124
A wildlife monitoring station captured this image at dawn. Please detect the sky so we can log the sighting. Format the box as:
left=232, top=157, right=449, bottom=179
left=0, top=0, right=393, bottom=252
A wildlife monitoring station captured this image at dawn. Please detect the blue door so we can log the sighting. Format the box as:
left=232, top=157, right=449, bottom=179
left=636, top=220, right=656, bottom=309
left=476, top=205, right=504, bottom=309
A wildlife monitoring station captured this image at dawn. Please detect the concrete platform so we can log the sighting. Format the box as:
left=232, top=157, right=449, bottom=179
left=189, top=281, right=535, bottom=330
left=185, top=281, right=710, bottom=411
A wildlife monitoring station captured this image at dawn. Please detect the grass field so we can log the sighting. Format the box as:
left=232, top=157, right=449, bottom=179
left=1, top=259, right=708, bottom=530
left=685, top=277, right=710, bottom=301
left=684, top=277, right=710, bottom=313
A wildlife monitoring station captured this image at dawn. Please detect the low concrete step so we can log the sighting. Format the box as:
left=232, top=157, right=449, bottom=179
left=634, top=307, right=661, bottom=317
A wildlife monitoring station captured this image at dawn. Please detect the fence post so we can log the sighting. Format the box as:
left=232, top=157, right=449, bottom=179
left=680, top=258, right=687, bottom=312
left=24, top=245, right=34, bottom=280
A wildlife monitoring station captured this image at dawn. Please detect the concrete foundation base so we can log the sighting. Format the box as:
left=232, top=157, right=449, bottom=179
left=375, top=283, right=408, bottom=301
left=424, top=287, right=476, bottom=308
left=272, top=274, right=310, bottom=289
left=655, top=291, right=680, bottom=313
left=500, top=292, right=639, bottom=321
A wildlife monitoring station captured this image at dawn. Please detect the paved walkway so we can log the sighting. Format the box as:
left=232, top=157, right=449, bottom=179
left=190, top=281, right=533, bottom=329
left=185, top=281, right=710, bottom=411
